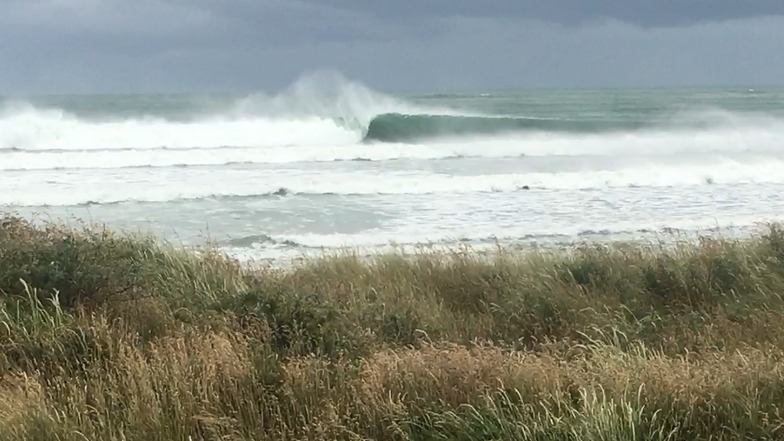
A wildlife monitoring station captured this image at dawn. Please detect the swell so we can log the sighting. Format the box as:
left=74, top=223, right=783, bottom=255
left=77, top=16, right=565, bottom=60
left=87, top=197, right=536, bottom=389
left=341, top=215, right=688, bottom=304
left=362, top=113, right=638, bottom=142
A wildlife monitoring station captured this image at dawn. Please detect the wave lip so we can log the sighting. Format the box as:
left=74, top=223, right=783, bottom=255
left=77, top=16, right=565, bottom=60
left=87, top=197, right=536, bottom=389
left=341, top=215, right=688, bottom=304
left=363, top=113, right=622, bottom=143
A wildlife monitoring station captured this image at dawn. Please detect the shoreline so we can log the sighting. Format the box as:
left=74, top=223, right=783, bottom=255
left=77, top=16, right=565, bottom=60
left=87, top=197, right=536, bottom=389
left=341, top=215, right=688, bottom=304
left=224, top=223, right=760, bottom=270
left=5, top=207, right=771, bottom=270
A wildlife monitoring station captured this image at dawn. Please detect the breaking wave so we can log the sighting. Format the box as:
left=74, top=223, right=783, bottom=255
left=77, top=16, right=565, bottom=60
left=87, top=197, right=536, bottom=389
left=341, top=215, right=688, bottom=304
left=362, top=113, right=628, bottom=142
left=0, top=71, right=431, bottom=152
left=2, top=71, right=784, bottom=159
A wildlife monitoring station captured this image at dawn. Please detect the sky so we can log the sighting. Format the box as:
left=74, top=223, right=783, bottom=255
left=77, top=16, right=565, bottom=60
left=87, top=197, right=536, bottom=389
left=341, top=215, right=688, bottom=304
left=1, top=0, right=784, bottom=94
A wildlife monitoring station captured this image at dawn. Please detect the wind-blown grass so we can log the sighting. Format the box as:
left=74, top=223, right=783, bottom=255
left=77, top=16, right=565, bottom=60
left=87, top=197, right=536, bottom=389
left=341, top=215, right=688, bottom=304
left=2, top=214, right=784, bottom=440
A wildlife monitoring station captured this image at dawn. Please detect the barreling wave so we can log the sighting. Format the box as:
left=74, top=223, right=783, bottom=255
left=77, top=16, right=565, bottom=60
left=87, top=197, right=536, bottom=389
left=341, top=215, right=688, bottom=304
left=362, top=113, right=630, bottom=142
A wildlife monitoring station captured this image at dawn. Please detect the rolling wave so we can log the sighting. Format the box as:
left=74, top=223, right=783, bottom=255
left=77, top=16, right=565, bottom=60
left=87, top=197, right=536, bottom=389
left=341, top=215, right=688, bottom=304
left=362, top=113, right=627, bottom=142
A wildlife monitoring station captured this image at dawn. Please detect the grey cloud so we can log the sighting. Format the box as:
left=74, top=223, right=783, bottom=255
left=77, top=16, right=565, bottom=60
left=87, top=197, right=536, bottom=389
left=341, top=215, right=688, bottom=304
left=0, top=0, right=406, bottom=55
left=284, top=16, right=784, bottom=91
left=304, top=0, right=784, bottom=27
left=1, top=0, right=782, bottom=94
left=0, top=0, right=216, bottom=35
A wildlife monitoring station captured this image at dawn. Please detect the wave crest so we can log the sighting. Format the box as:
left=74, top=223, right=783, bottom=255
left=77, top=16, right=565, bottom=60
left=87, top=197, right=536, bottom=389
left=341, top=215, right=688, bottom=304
left=363, top=113, right=620, bottom=142
left=0, top=72, right=442, bottom=151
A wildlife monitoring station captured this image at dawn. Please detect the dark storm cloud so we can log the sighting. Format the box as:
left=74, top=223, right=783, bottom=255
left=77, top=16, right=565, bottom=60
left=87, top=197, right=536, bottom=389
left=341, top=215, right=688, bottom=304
left=305, top=0, right=784, bottom=27
left=1, top=0, right=783, bottom=93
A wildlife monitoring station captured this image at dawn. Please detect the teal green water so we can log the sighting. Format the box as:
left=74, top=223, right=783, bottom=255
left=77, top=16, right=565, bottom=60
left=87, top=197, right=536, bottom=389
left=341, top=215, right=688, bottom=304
left=9, top=87, right=784, bottom=125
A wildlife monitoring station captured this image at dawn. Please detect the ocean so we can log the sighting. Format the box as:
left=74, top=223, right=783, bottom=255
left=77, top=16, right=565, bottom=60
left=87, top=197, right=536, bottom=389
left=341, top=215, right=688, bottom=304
left=2, top=74, right=784, bottom=264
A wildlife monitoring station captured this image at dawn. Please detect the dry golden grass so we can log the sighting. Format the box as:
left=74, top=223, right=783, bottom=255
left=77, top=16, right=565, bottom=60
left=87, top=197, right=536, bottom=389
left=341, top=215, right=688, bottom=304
left=4, top=215, right=784, bottom=439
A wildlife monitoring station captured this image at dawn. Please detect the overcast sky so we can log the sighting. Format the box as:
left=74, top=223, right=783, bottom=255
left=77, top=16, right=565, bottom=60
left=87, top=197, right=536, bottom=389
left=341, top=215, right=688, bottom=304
left=2, top=0, right=784, bottom=94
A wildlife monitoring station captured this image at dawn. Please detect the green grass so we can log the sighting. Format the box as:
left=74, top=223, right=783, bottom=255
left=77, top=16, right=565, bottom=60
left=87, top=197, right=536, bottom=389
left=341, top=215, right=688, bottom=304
left=3, top=214, right=784, bottom=440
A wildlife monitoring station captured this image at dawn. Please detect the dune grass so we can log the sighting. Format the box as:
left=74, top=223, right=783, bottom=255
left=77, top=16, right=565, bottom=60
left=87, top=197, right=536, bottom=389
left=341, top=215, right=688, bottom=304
left=3, top=214, right=784, bottom=440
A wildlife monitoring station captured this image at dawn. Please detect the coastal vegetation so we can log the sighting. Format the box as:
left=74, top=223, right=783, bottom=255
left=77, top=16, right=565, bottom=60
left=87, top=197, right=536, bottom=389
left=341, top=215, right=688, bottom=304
left=2, top=214, right=784, bottom=440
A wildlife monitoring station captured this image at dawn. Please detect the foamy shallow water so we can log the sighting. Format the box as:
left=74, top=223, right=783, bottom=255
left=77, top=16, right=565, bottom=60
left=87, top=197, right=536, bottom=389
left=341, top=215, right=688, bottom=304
left=3, top=75, right=784, bottom=263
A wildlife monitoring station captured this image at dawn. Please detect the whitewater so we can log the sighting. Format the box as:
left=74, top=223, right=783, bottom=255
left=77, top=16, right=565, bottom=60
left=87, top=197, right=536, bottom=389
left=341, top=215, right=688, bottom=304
left=3, top=73, right=784, bottom=263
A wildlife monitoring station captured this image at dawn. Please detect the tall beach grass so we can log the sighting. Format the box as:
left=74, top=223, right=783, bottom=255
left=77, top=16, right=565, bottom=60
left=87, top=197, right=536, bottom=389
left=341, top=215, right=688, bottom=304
left=2, top=214, right=784, bottom=440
